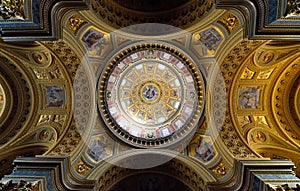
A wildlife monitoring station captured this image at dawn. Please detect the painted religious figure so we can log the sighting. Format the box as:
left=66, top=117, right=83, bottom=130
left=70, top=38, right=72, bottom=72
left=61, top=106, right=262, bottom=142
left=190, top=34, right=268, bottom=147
left=82, top=28, right=107, bottom=55
left=46, top=86, right=65, bottom=107
left=87, top=137, right=112, bottom=162
left=191, top=136, right=216, bottom=162
left=238, top=86, right=260, bottom=108
left=194, top=28, right=222, bottom=55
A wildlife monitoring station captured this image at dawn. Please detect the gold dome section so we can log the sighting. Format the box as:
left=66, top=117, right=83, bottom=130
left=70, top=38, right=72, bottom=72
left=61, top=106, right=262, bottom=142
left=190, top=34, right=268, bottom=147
left=295, top=85, right=300, bottom=121
left=139, top=82, right=161, bottom=104
left=0, top=82, right=6, bottom=118
left=0, top=74, right=12, bottom=127
left=289, top=74, right=300, bottom=128
left=98, top=44, right=205, bottom=148
left=118, top=60, right=183, bottom=126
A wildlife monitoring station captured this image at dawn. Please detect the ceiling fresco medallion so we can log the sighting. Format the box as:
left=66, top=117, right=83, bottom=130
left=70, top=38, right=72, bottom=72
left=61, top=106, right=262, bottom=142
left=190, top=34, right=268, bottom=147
left=98, top=44, right=205, bottom=148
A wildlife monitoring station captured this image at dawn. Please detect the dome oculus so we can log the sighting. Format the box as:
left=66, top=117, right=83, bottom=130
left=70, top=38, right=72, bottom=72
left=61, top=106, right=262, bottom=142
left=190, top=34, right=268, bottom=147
left=98, top=44, right=205, bottom=147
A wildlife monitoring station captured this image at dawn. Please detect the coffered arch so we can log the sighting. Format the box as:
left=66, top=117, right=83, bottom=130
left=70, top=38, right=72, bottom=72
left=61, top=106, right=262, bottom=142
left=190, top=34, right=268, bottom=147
left=228, top=40, right=300, bottom=176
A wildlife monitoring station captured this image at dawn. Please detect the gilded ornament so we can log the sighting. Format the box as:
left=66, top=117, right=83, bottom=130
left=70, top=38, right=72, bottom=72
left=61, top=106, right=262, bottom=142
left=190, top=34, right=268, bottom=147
left=66, top=14, right=87, bottom=35
left=49, top=67, right=63, bottom=79
left=240, top=67, right=255, bottom=79
left=53, top=115, right=66, bottom=127
left=0, top=180, right=40, bottom=191
left=48, top=121, right=82, bottom=156
left=267, top=183, right=300, bottom=191
left=75, top=158, right=92, bottom=176
left=0, top=0, right=25, bottom=20
left=285, top=0, right=300, bottom=17
left=28, top=51, right=52, bottom=67
left=42, top=41, right=81, bottom=81
left=39, top=130, right=50, bottom=140
left=237, top=115, right=251, bottom=127
left=253, top=116, right=268, bottom=126
left=210, top=160, right=229, bottom=178
left=217, top=12, right=240, bottom=34
left=0, top=180, right=12, bottom=189
left=217, top=40, right=264, bottom=158
left=254, top=131, right=267, bottom=142
left=257, top=51, right=274, bottom=65
left=37, top=115, right=51, bottom=125
left=257, top=69, right=274, bottom=79
left=32, top=53, right=44, bottom=64
left=32, top=69, right=49, bottom=80
left=271, top=58, right=300, bottom=147
left=36, top=127, right=56, bottom=142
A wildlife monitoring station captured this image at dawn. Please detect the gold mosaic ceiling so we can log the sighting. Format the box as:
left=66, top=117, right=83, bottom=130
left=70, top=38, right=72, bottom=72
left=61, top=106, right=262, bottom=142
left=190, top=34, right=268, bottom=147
left=0, top=0, right=300, bottom=188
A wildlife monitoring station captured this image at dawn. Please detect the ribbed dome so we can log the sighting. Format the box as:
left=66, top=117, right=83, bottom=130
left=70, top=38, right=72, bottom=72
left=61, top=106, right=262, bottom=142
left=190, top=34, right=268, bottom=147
left=98, top=44, right=205, bottom=148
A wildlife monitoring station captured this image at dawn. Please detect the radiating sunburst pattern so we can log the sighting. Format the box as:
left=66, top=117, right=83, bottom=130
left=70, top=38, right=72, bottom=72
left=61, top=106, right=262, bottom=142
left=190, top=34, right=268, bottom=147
left=105, top=49, right=199, bottom=140
left=99, top=45, right=205, bottom=147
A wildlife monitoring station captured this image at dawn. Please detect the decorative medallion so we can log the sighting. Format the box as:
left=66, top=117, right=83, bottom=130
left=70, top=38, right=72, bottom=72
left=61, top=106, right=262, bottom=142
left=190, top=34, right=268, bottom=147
left=98, top=44, right=205, bottom=148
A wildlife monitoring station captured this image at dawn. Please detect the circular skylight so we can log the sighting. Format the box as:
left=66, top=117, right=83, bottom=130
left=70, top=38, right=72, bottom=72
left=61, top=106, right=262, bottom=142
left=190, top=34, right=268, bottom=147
left=98, top=44, right=205, bottom=147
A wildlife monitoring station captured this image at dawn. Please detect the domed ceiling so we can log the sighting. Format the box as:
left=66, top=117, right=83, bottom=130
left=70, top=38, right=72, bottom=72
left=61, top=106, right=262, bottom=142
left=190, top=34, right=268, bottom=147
left=0, top=0, right=300, bottom=189
left=112, top=0, right=187, bottom=12
left=98, top=44, right=205, bottom=147
left=90, top=0, right=214, bottom=29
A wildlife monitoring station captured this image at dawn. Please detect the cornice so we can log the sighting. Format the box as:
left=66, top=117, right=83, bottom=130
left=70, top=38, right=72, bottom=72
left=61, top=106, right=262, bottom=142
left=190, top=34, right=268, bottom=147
left=0, top=0, right=88, bottom=41
left=217, top=0, right=300, bottom=40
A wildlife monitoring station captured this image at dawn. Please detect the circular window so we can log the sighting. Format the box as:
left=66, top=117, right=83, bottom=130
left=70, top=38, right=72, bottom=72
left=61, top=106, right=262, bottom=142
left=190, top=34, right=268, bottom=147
left=98, top=44, right=205, bottom=148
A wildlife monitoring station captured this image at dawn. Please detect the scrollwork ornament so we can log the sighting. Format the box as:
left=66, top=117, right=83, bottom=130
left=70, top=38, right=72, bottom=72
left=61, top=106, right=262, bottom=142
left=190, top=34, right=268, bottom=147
left=29, top=51, right=52, bottom=67
left=36, top=127, right=56, bottom=143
